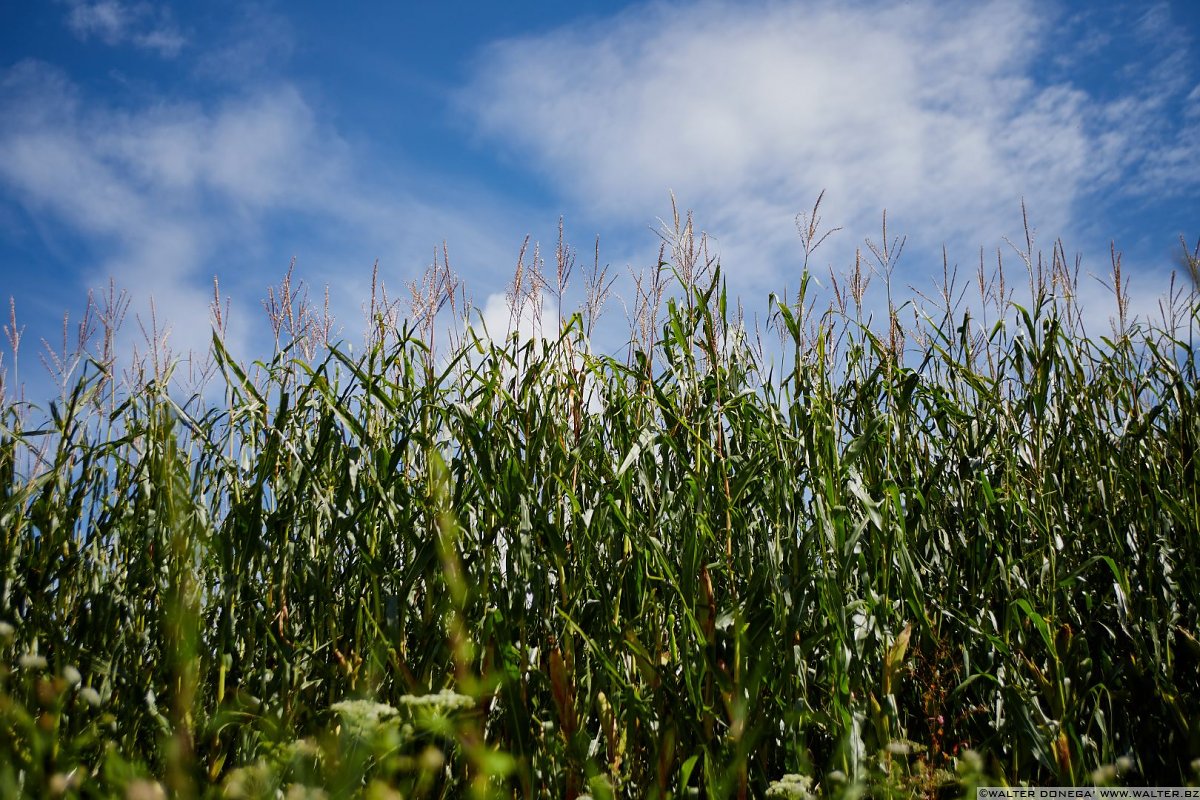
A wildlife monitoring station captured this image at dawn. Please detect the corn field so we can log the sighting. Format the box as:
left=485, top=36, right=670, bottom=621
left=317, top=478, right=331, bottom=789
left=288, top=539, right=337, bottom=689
left=2, top=215, right=1199, bottom=798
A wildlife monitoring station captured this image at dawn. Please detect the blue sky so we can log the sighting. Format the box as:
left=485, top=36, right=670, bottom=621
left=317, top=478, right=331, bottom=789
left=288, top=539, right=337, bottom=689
left=1, top=0, right=1198, bottom=401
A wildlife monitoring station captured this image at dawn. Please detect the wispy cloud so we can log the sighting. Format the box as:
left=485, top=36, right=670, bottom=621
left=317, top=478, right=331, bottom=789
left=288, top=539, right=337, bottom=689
left=62, top=1, right=185, bottom=57
left=192, top=4, right=296, bottom=84
left=460, top=0, right=1198, bottom=300
left=0, top=59, right=521, bottom=371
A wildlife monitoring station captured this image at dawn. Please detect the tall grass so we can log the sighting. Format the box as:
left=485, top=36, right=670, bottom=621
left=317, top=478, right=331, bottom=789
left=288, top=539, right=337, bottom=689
left=1, top=211, right=1199, bottom=798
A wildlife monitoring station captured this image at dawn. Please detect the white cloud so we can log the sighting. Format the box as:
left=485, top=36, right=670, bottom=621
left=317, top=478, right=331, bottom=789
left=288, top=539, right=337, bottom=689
left=66, top=1, right=127, bottom=41
left=63, top=1, right=185, bottom=57
left=89, top=85, right=351, bottom=213
left=0, top=60, right=523, bottom=380
left=477, top=289, right=560, bottom=344
left=0, top=65, right=236, bottom=364
left=460, top=0, right=1199, bottom=311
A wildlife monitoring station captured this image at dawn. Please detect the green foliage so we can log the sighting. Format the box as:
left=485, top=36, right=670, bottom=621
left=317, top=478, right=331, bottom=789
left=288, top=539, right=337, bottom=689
left=1, top=223, right=1199, bottom=797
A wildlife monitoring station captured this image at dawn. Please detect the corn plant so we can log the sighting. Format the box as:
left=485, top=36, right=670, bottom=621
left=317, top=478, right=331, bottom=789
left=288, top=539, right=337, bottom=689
left=1, top=216, right=1198, bottom=798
